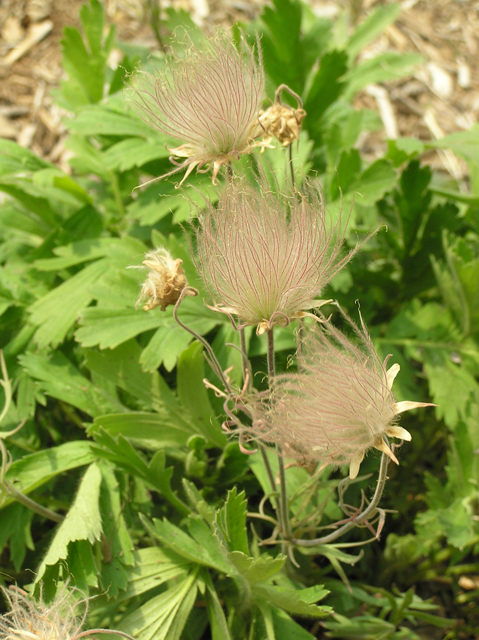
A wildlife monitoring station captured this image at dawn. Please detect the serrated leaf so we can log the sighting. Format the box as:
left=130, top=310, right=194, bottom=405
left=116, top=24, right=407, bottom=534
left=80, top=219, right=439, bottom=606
left=119, top=574, right=197, bottom=640
left=20, top=351, right=124, bottom=417
left=2, top=441, right=95, bottom=509
left=216, top=487, right=249, bottom=555
left=254, top=584, right=332, bottom=618
left=67, top=107, right=153, bottom=137
left=177, top=342, right=225, bottom=447
left=36, top=463, right=103, bottom=583
left=345, top=52, right=421, bottom=98
left=122, top=547, right=190, bottom=600
left=229, top=552, right=286, bottom=584
left=92, top=431, right=190, bottom=515
left=76, top=308, right=165, bottom=349
left=103, top=137, right=170, bottom=171
left=99, top=463, right=134, bottom=596
left=89, top=412, right=195, bottom=449
left=28, top=258, right=109, bottom=348
left=347, top=3, right=401, bottom=60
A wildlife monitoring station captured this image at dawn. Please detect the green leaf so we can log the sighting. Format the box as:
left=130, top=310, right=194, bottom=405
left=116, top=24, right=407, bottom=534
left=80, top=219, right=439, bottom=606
left=345, top=52, right=421, bottom=98
left=76, top=308, right=165, bottom=349
left=347, top=3, right=401, bottom=60
left=0, top=503, right=34, bottom=570
left=28, top=258, right=109, bottom=348
left=36, top=463, right=103, bottom=583
left=216, top=487, right=249, bottom=554
left=272, top=608, right=317, bottom=640
left=229, top=552, right=286, bottom=584
left=20, top=351, right=124, bottom=417
left=140, top=324, right=193, bottom=372
left=355, top=158, right=397, bottom=205
left=92, top=430, right=190, bottom=515
left=98, top=463, right=134, bottom=596
left=89, top=411, right=195, bottom=450
left=3, top=441, right=95, bottom=509
left=120, top=574, right=197, bottom=640
left=103, top=137, right=170, bottom=171
left=254, top=584, right=331, bottom=617
left=204, top=572, right=232, bottom=640
left=122, top=547, right=190, bottom=600
left=177, top=342, right=225, bottom=448
left=438, top=499, right=476, bottom=549
left=67, top=107, right=153, bottom=137
left=426, top=126, right=479, bottom=165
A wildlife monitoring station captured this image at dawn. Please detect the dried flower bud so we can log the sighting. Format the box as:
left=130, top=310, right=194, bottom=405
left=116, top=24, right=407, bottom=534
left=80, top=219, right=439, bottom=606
left=259, top=84, right=306, bottom=147
left=251, top=312, right=434, bottom=478
left=134, top=36, right=265, bottom=184
left=195, top=180, right=356, bottom=334
left=132, top=248, right=188, bottom=311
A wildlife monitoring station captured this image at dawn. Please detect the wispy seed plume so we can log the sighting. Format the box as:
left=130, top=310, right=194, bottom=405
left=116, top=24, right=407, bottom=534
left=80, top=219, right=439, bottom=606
left=195, top=179, right=357, bottom=334
left=134, top=36, right=265, bottom=185
left=250, top=311, right=434, bottom=478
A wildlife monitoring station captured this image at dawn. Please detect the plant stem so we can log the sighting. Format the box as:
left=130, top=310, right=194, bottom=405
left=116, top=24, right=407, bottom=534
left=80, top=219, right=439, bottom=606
left=291, top=452, right=390, bottom=546
left=239, top=328, right=252, bottom=392
left=288, top=144, right=295, bottom=189
left=3, top=482, right=64, bottom=523
left=173, top=287, right=232, bottom=394
left=267, top=329, right=292, bottom=540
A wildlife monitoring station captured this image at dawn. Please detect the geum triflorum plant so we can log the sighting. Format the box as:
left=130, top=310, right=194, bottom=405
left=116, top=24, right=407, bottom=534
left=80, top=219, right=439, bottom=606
left=194, top=178, right=357, bottom=334
left=134, top=35, right=266, bottom=184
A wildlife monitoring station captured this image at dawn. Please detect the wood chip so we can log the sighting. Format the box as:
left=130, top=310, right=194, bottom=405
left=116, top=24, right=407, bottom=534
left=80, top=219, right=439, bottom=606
left=427, top=62, right=453, bottom=99
left=3, top=20, right=53, bottom=66
left=0, top=114, right=19, bottom=139
left=18, top=122, right=37, bottom=148
left=366, top=85, right=398, bottom=139
left=457, top=59, right=471, bottom=89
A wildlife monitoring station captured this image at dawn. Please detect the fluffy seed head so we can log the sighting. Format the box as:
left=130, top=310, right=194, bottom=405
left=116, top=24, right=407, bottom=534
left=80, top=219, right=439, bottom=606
left=134, top=36, right=265, bottom=184
left=251, top=312, right=433, bottom=477
left=132, top=248, right=188, bottom=311
left=0, top=585, right=84, bottom=640
left=195, top=180, right=356, bottom=333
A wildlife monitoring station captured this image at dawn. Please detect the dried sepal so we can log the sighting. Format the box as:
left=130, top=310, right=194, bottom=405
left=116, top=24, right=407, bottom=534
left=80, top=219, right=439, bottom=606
left=259, top=84, right=306, bottom=148
left=130, top=248, right=190, bottom=311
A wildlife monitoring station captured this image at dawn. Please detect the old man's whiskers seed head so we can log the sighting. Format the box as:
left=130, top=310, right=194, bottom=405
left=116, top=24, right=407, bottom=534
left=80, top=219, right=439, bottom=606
left=250, top=311, right=434, bottom=478
left=134, top=35, right=266, bottom=185
left=195, top=179, right=358, bottom=334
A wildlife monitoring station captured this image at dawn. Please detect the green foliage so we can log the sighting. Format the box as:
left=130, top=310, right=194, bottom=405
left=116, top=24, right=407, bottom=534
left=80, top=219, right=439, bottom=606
left=1, top=0, right=478, bottom=638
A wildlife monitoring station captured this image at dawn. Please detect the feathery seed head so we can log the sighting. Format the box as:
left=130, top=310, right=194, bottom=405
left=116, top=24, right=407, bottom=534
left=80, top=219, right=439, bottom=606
left=0, top=585, right=84, bottom=640
left=195, top=180, right=355, bottom=334
left=134, top=36, right=265, bottom=184
left=251, top=312, right=434, bottom=477
left=132, top=248, right=189, bottom=311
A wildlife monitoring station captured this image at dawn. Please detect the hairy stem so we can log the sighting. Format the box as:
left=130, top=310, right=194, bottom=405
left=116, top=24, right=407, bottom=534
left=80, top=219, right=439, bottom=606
left=291, top=451, right=390, bottom=547
left=173, top=287, right=233, bottom=394
left=267, top=329, right=292, bottom=540
left=3, top=482, right=64, bottom=523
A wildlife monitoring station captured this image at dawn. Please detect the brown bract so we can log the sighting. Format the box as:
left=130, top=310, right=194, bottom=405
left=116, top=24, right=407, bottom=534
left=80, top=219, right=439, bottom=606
left=134, top=36, right=266, bottom=185
left=259, top=84, right=306, bottom=148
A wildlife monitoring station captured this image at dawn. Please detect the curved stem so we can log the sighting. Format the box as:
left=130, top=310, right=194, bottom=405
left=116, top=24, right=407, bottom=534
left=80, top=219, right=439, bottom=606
left=288, top=144, right=295, bottom=189
left=173, top=287, right=233, bottom=394
left=291, top=452, right=390, bottom=547
left=3, top=482, right=64, bottom=523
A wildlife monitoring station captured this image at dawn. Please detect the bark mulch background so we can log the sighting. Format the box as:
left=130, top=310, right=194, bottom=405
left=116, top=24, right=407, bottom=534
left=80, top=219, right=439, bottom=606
left=1, top=0, right=479, bottom=183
